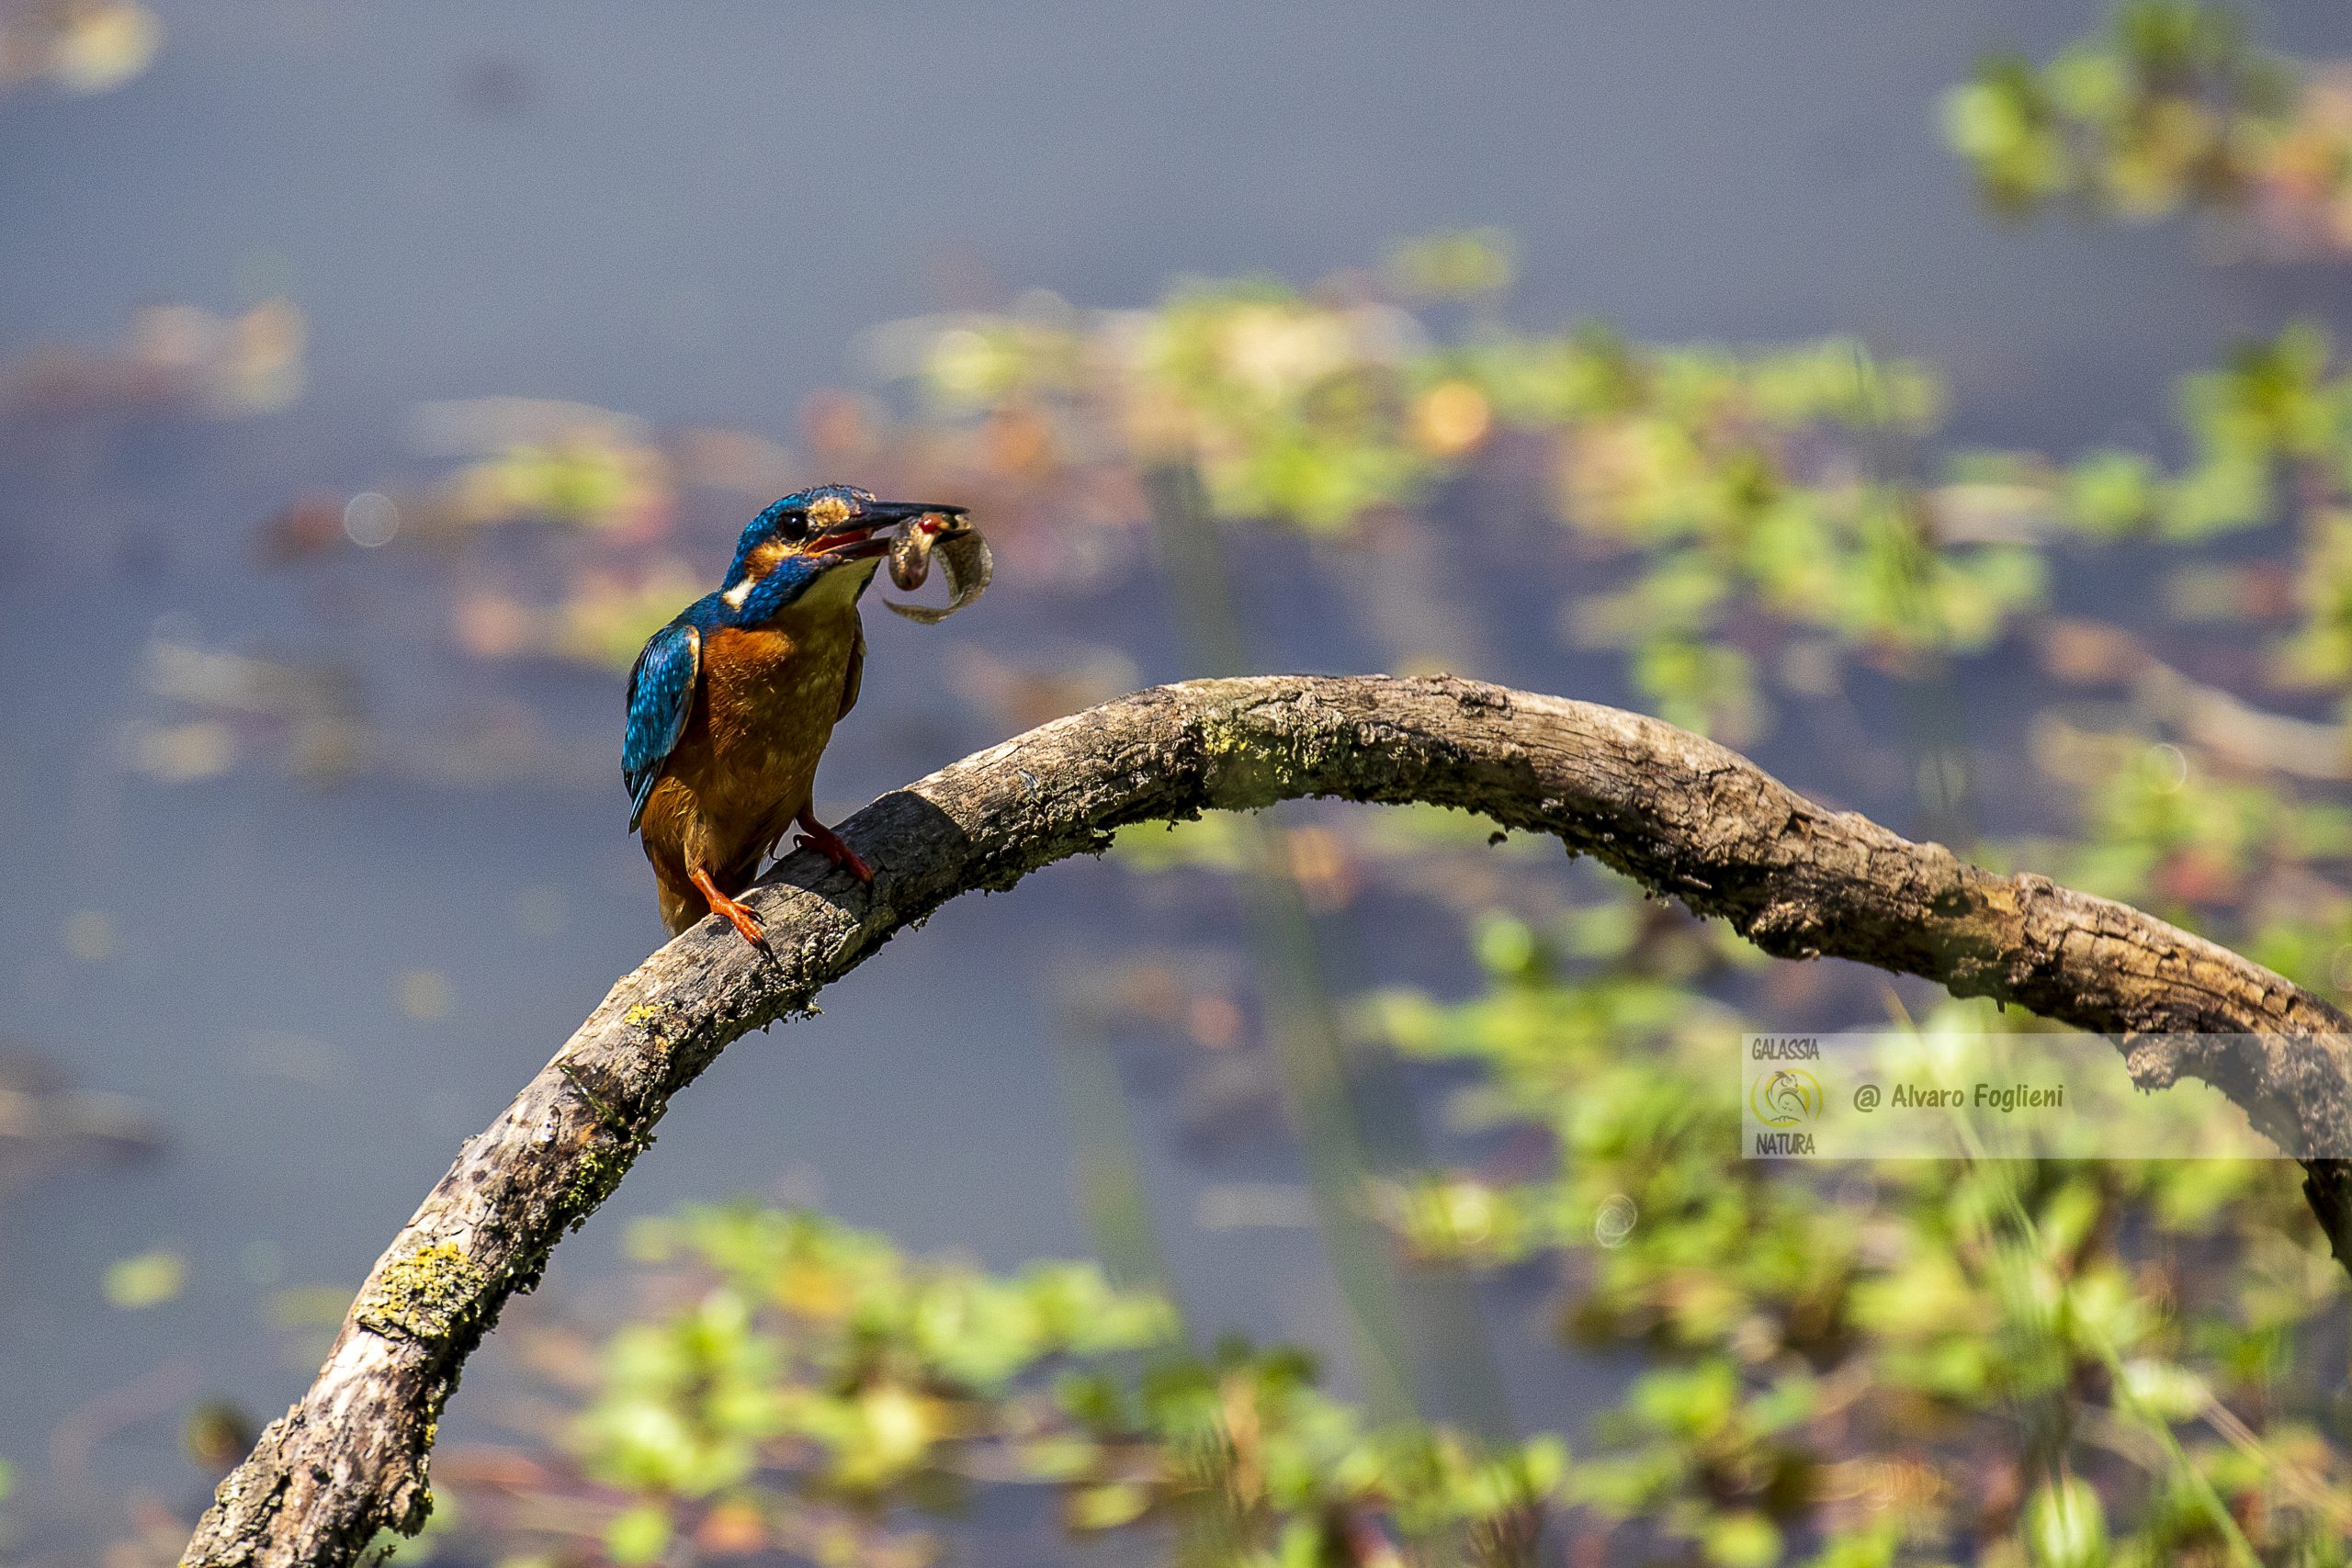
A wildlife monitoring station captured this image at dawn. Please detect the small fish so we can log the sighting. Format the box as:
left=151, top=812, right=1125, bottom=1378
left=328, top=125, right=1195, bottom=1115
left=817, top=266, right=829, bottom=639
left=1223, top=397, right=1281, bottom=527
left=884, top=514, right=992, bottom=624
left=888, top=519, right=938, bottom=592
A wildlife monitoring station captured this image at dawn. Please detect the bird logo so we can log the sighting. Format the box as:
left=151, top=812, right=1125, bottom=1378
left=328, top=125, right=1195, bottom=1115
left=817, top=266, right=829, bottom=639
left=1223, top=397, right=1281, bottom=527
left=1750, top=1068, right=1825, bottom=1127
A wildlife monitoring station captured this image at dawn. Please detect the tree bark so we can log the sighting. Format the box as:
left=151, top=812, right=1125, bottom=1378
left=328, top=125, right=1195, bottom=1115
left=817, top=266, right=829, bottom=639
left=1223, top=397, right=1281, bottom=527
left=180, top=674, right=2352, bottom=1567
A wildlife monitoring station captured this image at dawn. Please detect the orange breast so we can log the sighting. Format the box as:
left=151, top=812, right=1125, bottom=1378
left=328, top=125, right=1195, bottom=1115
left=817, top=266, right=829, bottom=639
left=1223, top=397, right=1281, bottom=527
left=638, top=603, right=860, bottom=887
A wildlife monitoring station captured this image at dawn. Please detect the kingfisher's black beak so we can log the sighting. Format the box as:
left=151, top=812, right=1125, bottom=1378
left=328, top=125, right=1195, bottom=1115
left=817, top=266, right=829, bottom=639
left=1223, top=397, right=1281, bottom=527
left=863, top=501, right=970, bottom=531
left=810, top=500, right=970, bottom=558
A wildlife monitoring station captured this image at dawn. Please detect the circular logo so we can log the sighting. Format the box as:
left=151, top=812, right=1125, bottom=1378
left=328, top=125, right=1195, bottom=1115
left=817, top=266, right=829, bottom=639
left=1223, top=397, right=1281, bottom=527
left=1750, top=1068, right=1824, bottom=1127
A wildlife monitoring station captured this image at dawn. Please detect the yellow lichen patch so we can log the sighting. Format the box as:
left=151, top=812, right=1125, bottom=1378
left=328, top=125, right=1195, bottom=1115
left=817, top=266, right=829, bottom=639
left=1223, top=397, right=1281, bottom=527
left=356, top=1241, right=488, bottom=1344
left=564, top=1138, right=643, bottom=1231
left=623, top=1003, right=664, bottom=1027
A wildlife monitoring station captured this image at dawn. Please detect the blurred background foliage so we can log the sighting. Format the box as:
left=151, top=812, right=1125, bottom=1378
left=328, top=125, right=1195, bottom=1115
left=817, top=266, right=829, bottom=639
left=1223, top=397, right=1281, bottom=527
left=12, top=2, right=2352, bottom=1566
left=0, top=2, right=161, bottom=99
left=1942, top=0, right=2352, bottom=252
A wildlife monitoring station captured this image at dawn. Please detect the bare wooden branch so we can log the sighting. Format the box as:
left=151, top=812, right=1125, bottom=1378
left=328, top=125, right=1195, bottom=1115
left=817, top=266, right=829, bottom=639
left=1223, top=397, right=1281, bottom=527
left=181, top=674, right=2352, bottom=1568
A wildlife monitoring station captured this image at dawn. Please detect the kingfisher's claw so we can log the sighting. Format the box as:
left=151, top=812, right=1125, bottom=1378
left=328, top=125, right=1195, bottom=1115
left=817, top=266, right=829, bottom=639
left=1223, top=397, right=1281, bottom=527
left=794, top=809, right=875, bottom=884
left=689, top=867, right=771, bottom=954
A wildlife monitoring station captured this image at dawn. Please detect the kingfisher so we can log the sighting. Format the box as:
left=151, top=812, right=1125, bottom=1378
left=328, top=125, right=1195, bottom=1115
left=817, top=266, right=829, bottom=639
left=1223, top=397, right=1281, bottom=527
left=623, top=485, right=967, bottom=950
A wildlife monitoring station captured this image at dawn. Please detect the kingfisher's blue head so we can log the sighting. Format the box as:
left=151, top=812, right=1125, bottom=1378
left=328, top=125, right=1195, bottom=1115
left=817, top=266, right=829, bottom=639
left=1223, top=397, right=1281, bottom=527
left=717, top=485, right=967, bottom=622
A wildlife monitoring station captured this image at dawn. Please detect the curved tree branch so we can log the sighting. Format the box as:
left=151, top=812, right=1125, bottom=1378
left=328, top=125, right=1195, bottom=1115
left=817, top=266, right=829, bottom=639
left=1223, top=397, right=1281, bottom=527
left=181, top=674, right=2352, bottom=1567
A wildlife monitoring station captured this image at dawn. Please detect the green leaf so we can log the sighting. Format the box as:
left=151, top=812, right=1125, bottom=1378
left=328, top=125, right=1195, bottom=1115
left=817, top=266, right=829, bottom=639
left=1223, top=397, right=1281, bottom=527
left=103, top=1249, right=187, bottom=1310
left=2025, top=1476, right=2109, bottom=1568
left=1703, top=1511, right=1783, bottom=1568
left=2117, top=1358, right=2211, bottom=1421
left=604, top=1503, right=673, bottom=1566
left=1067, top=1481, right=1152, bottom=1530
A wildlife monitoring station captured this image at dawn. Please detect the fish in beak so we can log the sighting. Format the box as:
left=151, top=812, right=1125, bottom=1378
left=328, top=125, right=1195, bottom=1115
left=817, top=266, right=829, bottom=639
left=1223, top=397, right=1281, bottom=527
left=807, top=499, right=971, bottom=563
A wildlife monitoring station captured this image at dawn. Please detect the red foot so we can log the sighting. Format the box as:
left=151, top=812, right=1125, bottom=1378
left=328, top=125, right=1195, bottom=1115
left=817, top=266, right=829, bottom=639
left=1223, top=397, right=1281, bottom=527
left=794, top=807, right=875, bottom=883
left=689, top=867, right=771, bottom=953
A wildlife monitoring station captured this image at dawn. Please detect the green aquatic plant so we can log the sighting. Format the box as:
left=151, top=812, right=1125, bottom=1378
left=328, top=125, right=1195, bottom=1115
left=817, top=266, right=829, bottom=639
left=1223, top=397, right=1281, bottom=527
left=1942, top=0, right=2301, bottom=220
left=2036, top=322, right=2352, bottom=544
left=1945, top=0, right=2352, bottom=259
left=1350, top=870, right=2349, bottom=1565
left=429, top=1206, right=1559, bottom=1567
left=881, top=257, right=2038, bottom=738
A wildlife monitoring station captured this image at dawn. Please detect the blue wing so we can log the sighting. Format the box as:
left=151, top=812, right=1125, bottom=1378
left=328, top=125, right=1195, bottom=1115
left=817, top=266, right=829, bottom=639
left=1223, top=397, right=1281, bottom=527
left=624, top=622, right=701, bottom=830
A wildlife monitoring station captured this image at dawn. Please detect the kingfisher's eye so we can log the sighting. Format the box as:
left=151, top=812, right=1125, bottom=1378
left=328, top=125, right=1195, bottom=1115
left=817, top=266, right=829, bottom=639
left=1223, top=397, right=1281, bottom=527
left=777, top=511, right=810, bottom=542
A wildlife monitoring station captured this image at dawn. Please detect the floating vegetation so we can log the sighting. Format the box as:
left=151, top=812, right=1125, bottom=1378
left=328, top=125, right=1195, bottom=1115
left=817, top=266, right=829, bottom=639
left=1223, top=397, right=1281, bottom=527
left=1945, top=0, right=2352, bottom=254
left=0, top=299, right=305, bottom=431
left=101, top=1248, right=186, bottom=1311
left=426, top=1206, right=1563, bottom=1568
